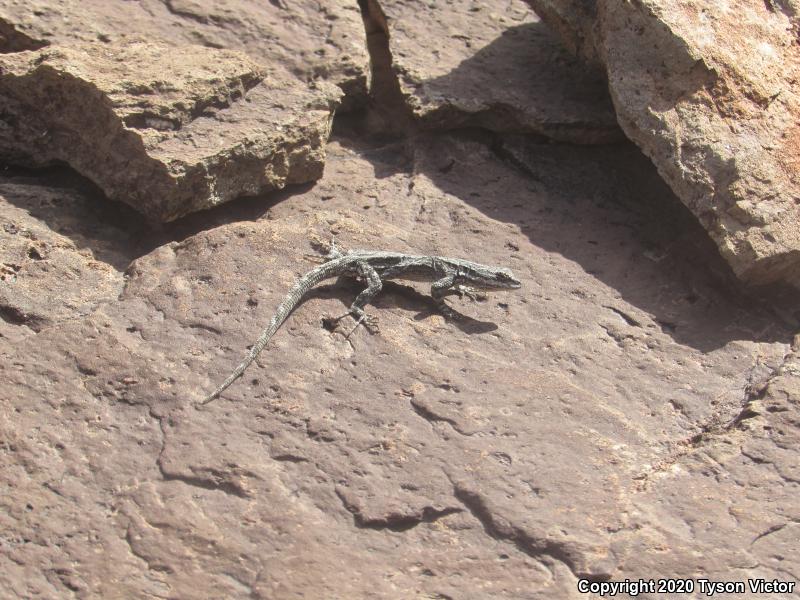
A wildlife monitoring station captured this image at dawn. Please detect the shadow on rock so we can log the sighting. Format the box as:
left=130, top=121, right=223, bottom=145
left=397, top=21, right=620, bottom=144
left=0, top=163, right=148, bottom=271
left=311, top=279, right=500, bottom=336
left=337, top=128, right=799, bottom=353
left=0, top=161, right=320, bottom=264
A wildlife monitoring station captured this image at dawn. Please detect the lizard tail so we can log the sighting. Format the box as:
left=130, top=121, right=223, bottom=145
left=198, top=321, right=277, bottom=406
left=197, top=256, right=346, bottom=407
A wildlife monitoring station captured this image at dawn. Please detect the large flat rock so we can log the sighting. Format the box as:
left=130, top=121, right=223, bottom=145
left=0, top=42, right=340, bottom=221
left=0, top=0, right=369, bottom=109
left=2, top=133, right=798, bottom=596
left=364, top=0, right=620, bottom=143
left=525, top=0, right=800, bottom=286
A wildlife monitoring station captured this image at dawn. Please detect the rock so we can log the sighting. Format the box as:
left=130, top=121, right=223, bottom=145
left=625, top=340, right=800, bottom=584
left=2, top=1, right=800, bottom=595
left=0, top=0, right=370, bottom=109
left=3, top=133, right=799, bottom=596
left=0, top=42, right=340, bottom=221
left=520, top=0, right=600, bottom=66
left=0, top=172, right=142, bottom=340
left=525, top=0, right=800, bottom=285
left=362, top=0, right=620, bottom=143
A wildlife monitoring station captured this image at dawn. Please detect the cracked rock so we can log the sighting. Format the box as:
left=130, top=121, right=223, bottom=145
left=0, top=0, right=370, bottom=109
left=0, top=42, right=341, bottom=221
left=3, top=51, right=800, bottom=597
left=364, top=0, right=620, bottom=142
left=525, top=0, right=800, bottom=286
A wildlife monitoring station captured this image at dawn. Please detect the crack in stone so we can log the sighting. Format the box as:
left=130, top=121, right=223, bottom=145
left=0, top=302, right=44, bottom=331
left=451, top=482, right=609, bottom=581
left=124, top=525, right=175, bottom=580
left=356, top=0, right=416, bottom=133
left=335, top=487, right=462, bottom=532
left=183, top=321, right=223, bottom=335
left=751, top=520, right=800, bottom=546
left=158, top=469, right=251, bottom=498
left=155, top=417, right=250, bottom=498
left=634, top=349, right=796, bottom=490
left=602, top=305, right=642, bottom=327
left=220, top=571, right=256, bottom=597
left=408, top=397, right=471, bottom=436
left=741, top=449, right=800, bottom=484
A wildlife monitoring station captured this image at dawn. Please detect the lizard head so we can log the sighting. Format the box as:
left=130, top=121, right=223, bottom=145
left=458, top=263, right=521, bottom=290
left=486, top=267, right=522, bottom=289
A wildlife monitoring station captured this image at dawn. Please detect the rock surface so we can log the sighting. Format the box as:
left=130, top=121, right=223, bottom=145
left=0, top=43, right=340, bottom=221
left=0, top=169, right=144, bottom=340
left=363, top=0, right=621, bottom=143
left=0, top=0, right=370, bottom=109
left=525, top=0, right=800, bottom=286
left=2, top=133, right=799, bottom=597
left=1, top=1, right=800, bottom=598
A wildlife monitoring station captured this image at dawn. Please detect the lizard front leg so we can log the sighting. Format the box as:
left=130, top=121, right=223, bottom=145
left=451, top=284, right=486, bottom=301
left=430, top=273, right=463, bottom=320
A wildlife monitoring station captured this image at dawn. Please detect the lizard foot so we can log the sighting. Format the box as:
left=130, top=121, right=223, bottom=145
left=308, top=236, right=344, bottom=261
left=326, top=237, right=344, bottom=260
left=343, top=314, right=379, bottom=339
left=328, top=310, right=380, bottom=338
left=455, top=285, right=487, bottom=302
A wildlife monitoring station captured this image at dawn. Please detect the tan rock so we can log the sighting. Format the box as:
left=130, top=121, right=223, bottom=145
left=0, top=42, right=340, bottom=221
left=0, top=178, right=138, bottom=339
left=2, top=135, right=799, bottom=595
left=526, top=0, right=800, bottom=285
left=363, top=0, right=620, bottom=143
left=0, top=0, right=369, bottom=108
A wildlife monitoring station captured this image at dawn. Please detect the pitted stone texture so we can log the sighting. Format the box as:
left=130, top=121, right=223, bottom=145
left=4, top=135, right=799, bottom=597
left=0, top=0, right=369, bottom=109
left=368, top=0, right=620, bottom=143
left=525, top=0, right=800, bottom=286
left=0, top=43, right=340, bottom=221
left=623, top=340, right=800, bottom=584
left=0, top=175, right=141, bottom=341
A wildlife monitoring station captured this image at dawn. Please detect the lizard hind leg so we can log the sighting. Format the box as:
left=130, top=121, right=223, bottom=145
left=332, top=262, right=382, bottom=337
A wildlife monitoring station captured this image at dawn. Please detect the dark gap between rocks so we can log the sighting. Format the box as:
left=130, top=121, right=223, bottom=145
left=355, top=0, right=417, bottom=135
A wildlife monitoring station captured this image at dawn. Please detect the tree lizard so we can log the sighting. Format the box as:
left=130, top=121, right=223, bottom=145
left=199, top=243, right=521, bottom=405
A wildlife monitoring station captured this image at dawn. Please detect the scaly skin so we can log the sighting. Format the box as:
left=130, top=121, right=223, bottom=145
left=199, top=246, right=521, bottom=405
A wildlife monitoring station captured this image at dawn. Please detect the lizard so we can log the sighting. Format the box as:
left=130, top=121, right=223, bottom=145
left=199, top=242, right=521, bottom=405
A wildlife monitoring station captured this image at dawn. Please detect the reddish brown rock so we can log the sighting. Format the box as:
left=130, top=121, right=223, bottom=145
left=2, top=134, right=798, bottom=596
left=1, top=1, right=799, bottom=596
left=525, top=0, right=800, bottom=285
left=0, top=174, right=141, bottom=340
left=0, top=43, right=340, bottom=221
left=0, top=0, right=369, bottom=108
left=363, top=0, right=620, bottom=143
